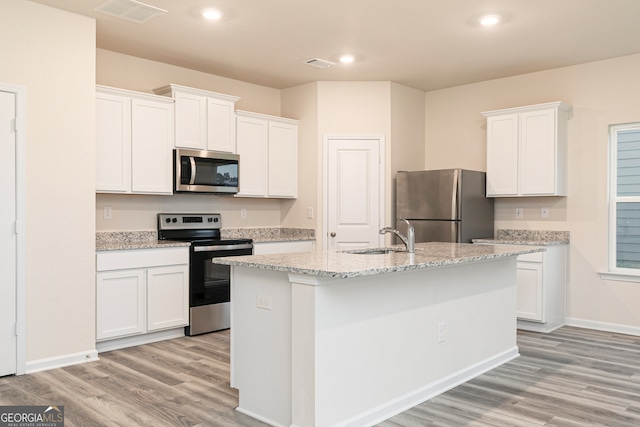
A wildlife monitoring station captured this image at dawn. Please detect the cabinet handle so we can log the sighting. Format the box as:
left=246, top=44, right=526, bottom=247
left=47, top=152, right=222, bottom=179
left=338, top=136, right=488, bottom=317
left=330, top=232, right=336, bottom=237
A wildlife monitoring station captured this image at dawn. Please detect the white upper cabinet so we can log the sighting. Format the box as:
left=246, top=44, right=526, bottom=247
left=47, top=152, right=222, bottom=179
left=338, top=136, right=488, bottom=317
left=131, top=97, right=174, bottom=193
left=96, top=90, right=131, bottom=192
left=236, top=113, right=268, bottom=196
left=483, top=102, right=571, bottom=197
left=154, top=84, right=240, bottom=153
left=235, top=110, right=298, bottom=198
left=96, top=85, right=174, bottom=195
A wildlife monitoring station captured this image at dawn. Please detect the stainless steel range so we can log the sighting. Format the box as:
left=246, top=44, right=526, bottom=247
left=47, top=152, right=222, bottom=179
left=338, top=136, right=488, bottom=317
left=157, top=213, right=253, bottom=335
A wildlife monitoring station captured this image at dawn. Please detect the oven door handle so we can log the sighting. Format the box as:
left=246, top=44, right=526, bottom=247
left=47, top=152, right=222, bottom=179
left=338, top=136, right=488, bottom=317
left=193, top=243, right=254, bottom=252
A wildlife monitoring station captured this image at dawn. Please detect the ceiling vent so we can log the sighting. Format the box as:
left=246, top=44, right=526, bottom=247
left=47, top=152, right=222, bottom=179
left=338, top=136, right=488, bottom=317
left=95, top=0, right=167, bottom=24
left=304, top=58, right=335, bottom=69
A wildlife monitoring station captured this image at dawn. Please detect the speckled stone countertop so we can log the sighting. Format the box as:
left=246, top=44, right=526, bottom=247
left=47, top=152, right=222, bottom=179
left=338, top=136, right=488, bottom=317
left=472, top=229, right=570, bottom=246
left=211, top=242, right=543, bottom=278
left=96, top=231, right=190, bottom=251
left=221, top=228, right=315, bottom=243
left=96, top=228, right=315, bottom=251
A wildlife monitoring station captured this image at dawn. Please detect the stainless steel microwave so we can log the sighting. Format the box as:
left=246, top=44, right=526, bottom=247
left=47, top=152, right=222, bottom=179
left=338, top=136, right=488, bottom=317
left=174, top=148, right=239, bottom=194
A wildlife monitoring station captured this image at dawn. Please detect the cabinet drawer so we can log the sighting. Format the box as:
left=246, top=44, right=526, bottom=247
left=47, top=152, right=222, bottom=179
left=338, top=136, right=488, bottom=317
left=97, top=247, right=189, bottom=271
left=517, top=251, right=544, bottom=263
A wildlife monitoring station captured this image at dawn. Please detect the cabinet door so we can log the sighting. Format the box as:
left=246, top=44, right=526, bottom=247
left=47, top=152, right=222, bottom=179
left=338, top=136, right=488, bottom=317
left=516, top=261, right=543, bottom=321
left=486, top=114, right=519, bottom=196
left=147, top=264, right=189, bottom=331
left=174, top=91, right=206, bottom=150
left=96, top=269, right=145, bottom=340
left=267, top=121, right=298, bottom=198
left=520, top=109, right=557, bottom=195
left=131, top=98, right=174, bottom=194
left=207, top=98, right=236, bottom=152
left=236, top=115, right=268, bottom=196
left=96, top=92, right=131, bottom=192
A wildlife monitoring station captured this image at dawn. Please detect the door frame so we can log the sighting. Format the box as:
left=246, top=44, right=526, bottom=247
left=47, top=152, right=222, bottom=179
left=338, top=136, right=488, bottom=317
left=322, top=134, right=386, bottom=250
left=1, top=82, right=27, bottom=375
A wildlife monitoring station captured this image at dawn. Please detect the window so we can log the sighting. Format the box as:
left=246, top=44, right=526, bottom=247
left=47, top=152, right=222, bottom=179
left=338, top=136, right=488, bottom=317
left=609, top=123, right=640, bottom=273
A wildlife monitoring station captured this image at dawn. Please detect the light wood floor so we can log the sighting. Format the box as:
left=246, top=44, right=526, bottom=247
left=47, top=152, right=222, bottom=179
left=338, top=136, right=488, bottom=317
left=1, top=326, right=639, bottom=426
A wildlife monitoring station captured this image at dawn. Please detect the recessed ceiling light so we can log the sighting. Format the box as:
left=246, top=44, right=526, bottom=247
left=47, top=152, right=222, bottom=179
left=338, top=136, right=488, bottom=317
left=202, top=8, right=223, bottom=20
left=479, top=14, right=501, bottom=26
left=339, top=55, right=355, bottom=64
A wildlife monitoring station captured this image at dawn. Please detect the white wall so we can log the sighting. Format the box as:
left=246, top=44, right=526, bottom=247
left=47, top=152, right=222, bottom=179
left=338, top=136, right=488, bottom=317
left=390, top=82, right=426, bottom=221
left=424, top=53, right=640, bottom=332
left=279, top=81, right=426, bottom=242
left=97, top=49, right=282, bottom=115
left=281, top=82, right=319, bottom=229
left=0, top=1, right=96, bottom=363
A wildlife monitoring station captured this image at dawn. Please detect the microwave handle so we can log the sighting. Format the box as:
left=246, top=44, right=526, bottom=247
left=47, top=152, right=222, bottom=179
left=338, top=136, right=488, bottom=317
left=189, top=157, right=196, bottom=185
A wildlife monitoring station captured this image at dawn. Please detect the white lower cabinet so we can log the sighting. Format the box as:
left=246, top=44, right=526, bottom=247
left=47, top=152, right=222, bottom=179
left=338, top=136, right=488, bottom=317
left=515, top=245, right=567, bottom=333
left=475, top=242, right=567, bottom=333
left=96, top=247, right=189, bottom=350
left=147, top=265, right=190, bottom=331
left=516, top=252, right=544, bottom=322
left=96, top=269, right=146, bottom=340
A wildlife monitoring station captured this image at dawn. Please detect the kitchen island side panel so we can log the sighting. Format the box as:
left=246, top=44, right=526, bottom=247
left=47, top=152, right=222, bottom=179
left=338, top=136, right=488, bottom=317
left=231, top=257, right=518, bottom=427
left=231, top=266, right=293, bottom=426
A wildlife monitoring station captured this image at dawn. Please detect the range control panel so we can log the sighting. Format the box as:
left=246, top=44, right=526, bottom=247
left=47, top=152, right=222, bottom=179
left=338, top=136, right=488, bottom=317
left=157, top=213, right=221, bottom=230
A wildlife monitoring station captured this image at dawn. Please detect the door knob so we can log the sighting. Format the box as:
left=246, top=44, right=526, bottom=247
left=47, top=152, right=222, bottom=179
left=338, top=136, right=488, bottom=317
left=330, top=232, right=336, bottom=237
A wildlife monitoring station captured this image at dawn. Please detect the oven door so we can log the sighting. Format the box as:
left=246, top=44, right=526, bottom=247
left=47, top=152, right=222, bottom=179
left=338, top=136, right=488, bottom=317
left=187, top=244, right=252, bottom=335
left=190, top=244, right=252, bottom=307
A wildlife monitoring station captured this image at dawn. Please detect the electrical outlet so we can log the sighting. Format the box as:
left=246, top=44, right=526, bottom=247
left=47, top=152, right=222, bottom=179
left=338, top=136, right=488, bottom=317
left=541, top=207, right=550, bottom=219
left=103, top=206, right=112, bottom=220
left=240, top=208, right=247, bottom=219
left=515, top=208, right=523, bottom=219
left=307, top=207, right=314, bottom=219
left=437, top=322, right=446, bottom=343
left=256, top=295, right=271, bottom=310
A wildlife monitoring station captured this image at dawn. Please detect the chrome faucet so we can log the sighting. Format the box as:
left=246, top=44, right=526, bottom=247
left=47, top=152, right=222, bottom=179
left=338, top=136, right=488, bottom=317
left=379, top=217, right=415, bottom=253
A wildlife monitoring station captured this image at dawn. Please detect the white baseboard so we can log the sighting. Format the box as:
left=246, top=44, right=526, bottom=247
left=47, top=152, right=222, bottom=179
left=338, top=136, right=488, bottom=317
left=25, top=349, right=99, bottom=374
left=565, top=317, right=640, bottom=337
left=23, top=328, right=186, bottom=375
left=335, top=346, right=520, bottom=427
left=236, top=407, right=287, bottom=427
left=96, top=328, right=185, bottom=353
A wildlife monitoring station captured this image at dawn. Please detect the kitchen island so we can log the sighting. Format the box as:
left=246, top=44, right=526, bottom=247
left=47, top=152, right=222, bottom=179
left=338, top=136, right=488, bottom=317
left=213, top=242, right=543, bottom=427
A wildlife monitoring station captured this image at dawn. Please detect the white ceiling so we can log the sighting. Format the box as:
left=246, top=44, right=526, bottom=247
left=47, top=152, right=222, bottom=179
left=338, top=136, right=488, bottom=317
left=30, top=0, right=640, bottom=91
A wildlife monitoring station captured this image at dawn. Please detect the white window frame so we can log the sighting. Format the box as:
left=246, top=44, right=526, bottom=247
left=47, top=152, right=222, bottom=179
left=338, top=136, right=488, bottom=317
left=601, top=122, right=640, bottom=282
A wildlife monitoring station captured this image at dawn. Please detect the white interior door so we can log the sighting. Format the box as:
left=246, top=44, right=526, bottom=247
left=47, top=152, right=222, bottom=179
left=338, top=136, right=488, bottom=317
left=324, top=136, right=385, bottom=250
left=0, top=89, right=17, bottom=376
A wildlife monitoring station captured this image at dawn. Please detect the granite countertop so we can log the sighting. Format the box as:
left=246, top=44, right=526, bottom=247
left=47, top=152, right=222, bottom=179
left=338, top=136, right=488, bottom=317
left=96, top=228, right=316, bottom=251
left=221, top=228, right=315, bottom=243
left=96, top=231, right=190, bottom=251
left=211, top=242, right=543, bottom=279
left=472, top=229, right=570, bottom=246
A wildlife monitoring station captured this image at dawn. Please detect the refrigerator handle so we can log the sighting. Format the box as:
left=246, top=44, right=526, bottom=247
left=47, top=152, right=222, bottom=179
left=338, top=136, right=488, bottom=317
left=451, top=170, right=459, bottom=218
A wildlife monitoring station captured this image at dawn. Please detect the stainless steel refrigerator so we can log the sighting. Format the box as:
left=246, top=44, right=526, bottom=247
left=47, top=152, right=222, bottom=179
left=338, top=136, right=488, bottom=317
left=395, top=169, right=494, bottom=243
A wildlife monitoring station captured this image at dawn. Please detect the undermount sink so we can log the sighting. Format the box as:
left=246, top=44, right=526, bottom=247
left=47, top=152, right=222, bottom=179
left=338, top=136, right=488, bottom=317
left=342, top=248, right=407, bottom=255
